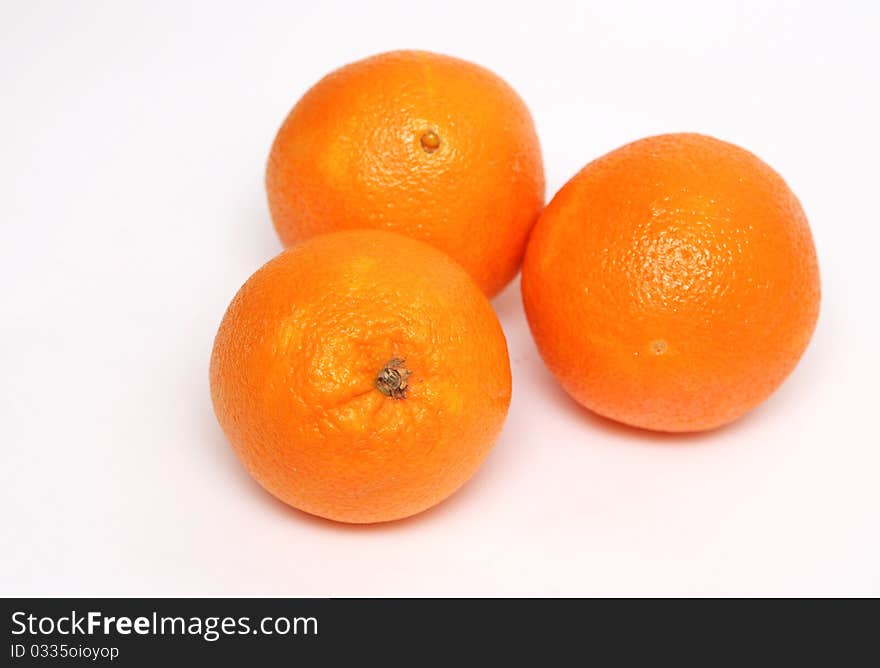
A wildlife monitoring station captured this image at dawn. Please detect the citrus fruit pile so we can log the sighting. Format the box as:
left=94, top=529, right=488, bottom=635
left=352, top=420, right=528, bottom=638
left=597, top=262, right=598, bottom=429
left=210, top=50, right=820, bottom=523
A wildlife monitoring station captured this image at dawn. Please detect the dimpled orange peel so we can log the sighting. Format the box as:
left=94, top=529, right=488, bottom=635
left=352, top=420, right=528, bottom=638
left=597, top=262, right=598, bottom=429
left=210, top=230, right=512, bottom=523
left=265, top=49, right=545, bottom=297
left=521, top=133, right=820, bottom=432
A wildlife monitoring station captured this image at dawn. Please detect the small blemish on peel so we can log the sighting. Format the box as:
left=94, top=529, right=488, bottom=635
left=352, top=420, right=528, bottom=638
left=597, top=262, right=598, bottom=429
left=650, top=339, right=667, bottom=355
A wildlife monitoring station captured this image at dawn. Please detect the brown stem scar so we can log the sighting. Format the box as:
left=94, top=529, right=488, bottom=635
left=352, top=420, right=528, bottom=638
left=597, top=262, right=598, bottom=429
left=375, top=357, right=412, bottom=399
left=419, top=130, right=441, bottom=153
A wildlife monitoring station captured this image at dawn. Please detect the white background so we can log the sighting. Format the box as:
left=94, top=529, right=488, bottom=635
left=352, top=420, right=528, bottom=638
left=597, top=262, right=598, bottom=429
left=2, top=0, right=878, bottom=596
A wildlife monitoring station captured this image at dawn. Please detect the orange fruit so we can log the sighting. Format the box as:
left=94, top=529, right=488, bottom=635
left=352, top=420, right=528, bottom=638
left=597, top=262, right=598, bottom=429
left=265, top=49, right=545, bottom=297
left=521, top=133, right=820, bottom=432
left=210, top=230, right=512, bottom=523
